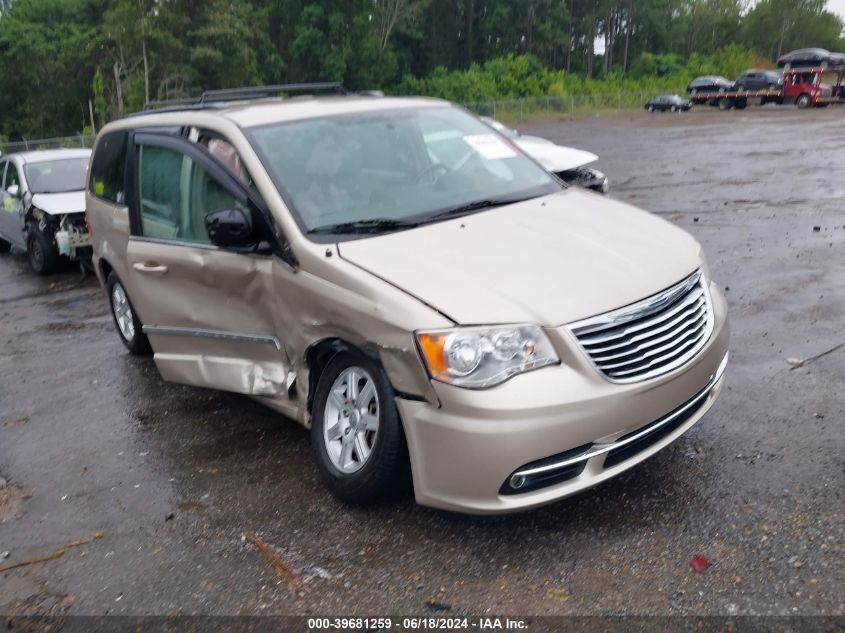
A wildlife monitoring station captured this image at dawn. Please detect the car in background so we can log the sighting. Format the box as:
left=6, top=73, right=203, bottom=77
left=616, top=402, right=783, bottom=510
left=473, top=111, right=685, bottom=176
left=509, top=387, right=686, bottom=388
left=687, top=76, right=733, bottom=95
left=644, top=94, right=692, bottom=112
left=480, top=117, right=609, bottom=193
left=776, top=48, right=845, bottom=69
left=0, top=149, right=92, bottom=274
left=733, top=69, right=782, bottom=91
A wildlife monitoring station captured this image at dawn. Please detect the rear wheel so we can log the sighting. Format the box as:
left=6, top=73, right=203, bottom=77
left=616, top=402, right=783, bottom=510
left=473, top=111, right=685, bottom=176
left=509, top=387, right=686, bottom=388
left=311, top=352, right=409, bottom=504
left=736, top=84, right=745, bottom=92
left=670, top=105, right=678, bottom=112
left=26, top=226, right=57, bottom=275
left=107, top=271, right=152, bottom=355
left=647, top=105, right=654, bottom=113
left=796, top=93, right=812, bottom=109
left=717, top=98, right=733, bottom=110
left=0, top=237, right=10, bottom=254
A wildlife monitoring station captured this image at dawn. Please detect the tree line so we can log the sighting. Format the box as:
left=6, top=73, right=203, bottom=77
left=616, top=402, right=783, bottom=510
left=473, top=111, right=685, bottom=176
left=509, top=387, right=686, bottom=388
left=0, top=0, right=842, bottom=139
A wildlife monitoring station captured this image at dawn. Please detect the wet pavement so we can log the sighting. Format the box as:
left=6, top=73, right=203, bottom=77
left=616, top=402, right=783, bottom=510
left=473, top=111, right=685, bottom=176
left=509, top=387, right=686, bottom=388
left=0, top=107, right=843, bottom=618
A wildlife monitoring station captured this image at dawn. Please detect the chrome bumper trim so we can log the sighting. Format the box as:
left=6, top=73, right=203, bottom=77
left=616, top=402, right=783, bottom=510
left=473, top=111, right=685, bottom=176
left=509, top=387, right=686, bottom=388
left=513, top=352, right=728, bottom=479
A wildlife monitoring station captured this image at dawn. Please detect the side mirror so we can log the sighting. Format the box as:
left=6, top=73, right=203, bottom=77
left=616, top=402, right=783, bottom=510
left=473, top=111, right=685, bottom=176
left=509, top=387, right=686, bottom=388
left=6, top=184, right=20, bottom=198
left=205, top=207, right=255, bottom=248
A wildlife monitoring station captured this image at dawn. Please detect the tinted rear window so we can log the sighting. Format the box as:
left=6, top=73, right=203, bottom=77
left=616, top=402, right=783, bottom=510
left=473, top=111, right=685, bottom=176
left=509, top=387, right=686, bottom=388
left=90, top=130, right=128, bottom=203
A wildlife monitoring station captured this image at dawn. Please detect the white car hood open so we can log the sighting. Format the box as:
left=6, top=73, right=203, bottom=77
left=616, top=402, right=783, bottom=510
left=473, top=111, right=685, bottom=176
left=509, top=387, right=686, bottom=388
left=514, top=136, right=598, bottom=172
left=30, top=190, right=86, bottom=216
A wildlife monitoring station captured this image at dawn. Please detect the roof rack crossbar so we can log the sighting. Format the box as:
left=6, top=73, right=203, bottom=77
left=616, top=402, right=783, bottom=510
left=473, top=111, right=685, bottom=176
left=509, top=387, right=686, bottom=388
left=137, top=82, right=357, bottom=115
left=199, top=82, right=345, bottom=103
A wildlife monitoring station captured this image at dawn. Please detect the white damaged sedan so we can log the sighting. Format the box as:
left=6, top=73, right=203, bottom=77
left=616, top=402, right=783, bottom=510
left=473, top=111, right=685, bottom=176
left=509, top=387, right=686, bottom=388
left=481, top=117, right=609, bottom=193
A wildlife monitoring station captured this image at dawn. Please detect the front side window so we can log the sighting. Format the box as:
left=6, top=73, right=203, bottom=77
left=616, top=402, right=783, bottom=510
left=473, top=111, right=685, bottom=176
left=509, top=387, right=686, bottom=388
left=3, top=162, right=20, bottom=190
left=90, top=131, right=128, bottom=203
left=24, top=158, right=88, bottom=194
left=137, top=145, right=247, bottom=244
left=248, top=106, right=559, bottom=237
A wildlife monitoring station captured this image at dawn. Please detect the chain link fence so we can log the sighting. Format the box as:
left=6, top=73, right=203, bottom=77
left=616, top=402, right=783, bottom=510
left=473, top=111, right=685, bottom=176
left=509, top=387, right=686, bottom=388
left=465, top=90, right=685, bottom=122
left=0, top=134, right=95, bottom=156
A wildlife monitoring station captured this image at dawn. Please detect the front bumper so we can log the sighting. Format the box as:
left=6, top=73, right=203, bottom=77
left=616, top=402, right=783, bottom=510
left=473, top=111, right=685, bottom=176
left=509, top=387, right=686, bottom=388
left=397, top=282, right=729, bottom=514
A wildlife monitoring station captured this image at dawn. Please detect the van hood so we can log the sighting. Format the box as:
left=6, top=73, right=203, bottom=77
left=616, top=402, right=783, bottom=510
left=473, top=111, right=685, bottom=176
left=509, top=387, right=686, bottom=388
left=515, top=137, right=598, bottom=172
left=30, top=190, right=86, bottom=216
left=338, top=189, right=702, bottom=326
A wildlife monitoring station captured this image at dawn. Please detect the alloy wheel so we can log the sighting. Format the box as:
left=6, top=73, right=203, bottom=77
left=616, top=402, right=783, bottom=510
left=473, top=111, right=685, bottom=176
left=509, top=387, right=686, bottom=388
left=323, top=366, right=380, bottom=474
left=111, top=282, right=136, bottom=342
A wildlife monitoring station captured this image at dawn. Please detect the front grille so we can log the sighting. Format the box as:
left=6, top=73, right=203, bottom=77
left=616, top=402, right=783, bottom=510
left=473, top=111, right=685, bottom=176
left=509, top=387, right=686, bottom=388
left=570, top=271, right=713, bottom=383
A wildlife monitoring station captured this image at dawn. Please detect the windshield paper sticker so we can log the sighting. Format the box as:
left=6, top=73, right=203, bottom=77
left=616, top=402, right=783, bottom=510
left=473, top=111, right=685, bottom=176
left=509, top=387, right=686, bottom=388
left=463, top=134, right=518, bottom=160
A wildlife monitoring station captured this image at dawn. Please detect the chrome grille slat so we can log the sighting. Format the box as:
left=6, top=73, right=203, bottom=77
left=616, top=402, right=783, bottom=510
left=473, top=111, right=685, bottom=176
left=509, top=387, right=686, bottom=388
left=600, top=325, right=706, bottom=372
left=577, top=288, right=705, bottom=346
left=569, top=270, right=714, bottom=383
left=584, top=301, right=707, bottom=356
left=611, top=331, right=707, bottom=377
left=590, top=312, right=708, bottom=363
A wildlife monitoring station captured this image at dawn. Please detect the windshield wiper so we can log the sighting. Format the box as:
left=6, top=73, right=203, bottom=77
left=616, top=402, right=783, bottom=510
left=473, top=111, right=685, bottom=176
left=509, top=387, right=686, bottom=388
left=424, top=196, right=537, bottom=222
left=307, top=217, right=422, bottom=235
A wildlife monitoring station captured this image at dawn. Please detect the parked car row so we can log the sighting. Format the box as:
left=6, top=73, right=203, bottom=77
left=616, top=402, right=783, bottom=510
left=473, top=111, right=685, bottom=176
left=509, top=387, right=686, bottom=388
left=1, top=85, right=729, bottom=514
left=686, top=69, right=782, bottom=95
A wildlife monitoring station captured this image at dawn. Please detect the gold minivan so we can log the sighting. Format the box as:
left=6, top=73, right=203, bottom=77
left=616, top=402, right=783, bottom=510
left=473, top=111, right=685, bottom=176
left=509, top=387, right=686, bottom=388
left=86, top=85, right=729, bottom=514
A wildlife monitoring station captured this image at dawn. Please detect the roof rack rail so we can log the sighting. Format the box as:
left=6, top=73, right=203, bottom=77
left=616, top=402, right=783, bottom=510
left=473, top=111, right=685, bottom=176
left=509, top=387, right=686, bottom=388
left=199, top=82, right=346, bottom=103
left=141, top=82, right=347, bottom=112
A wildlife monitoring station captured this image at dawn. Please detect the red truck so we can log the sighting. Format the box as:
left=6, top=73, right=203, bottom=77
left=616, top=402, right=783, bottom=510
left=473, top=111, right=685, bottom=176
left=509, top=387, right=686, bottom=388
left=690, top=66, right=845, bottom=110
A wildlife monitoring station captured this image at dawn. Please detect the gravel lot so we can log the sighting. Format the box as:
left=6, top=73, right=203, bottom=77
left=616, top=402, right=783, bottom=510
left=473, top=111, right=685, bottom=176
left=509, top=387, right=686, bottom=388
left=0, top=107, right=843, bottom=619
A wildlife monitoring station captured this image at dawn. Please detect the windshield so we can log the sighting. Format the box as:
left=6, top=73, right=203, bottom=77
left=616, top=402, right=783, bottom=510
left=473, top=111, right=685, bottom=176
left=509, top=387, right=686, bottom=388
left=248, top=106, right=560, bottom=237
left=24, top=158, right=89, bottom=194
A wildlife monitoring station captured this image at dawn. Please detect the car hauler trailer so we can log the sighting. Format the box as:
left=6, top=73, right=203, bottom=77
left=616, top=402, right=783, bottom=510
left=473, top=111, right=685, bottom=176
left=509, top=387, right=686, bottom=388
left=690, top=65, right=845, bottom=110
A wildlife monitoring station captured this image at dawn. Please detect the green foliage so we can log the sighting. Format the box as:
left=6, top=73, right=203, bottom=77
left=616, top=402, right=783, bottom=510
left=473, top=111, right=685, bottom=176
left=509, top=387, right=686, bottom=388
left=0, top=0, right=843, bottom=137
left=398, top=46, right=762, bottom=102
left=92, top=68, right=106, bottom=129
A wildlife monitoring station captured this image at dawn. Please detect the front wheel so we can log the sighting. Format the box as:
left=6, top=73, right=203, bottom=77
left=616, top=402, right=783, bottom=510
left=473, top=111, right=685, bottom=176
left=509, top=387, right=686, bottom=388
left=647, top=105, right=654, bottom=112
left=0, top=237, right=10, bottom=254
left=311, top=352, right=409, bottom=504
left=107, top=271, right=152, bottom=355
left=27, top=227, right=58, bottom=275
left=796, top=93, right=812, bottom=109
left=670, top=105, right=678, bottom=112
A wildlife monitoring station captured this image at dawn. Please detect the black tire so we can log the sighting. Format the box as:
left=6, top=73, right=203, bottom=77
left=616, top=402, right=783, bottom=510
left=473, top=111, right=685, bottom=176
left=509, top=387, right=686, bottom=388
left=796, top=93, right=812, bottom=109
left=106, top=271, right=152, bottom=355
left=670, top=105, right=678, bottom=112
left=26, top=226, right=58, bottom=275
left=311, top=351, right=409, bottom=504
left=0, top=237, right=10, bottom=254
left=736, top=84, right=744, bottom=92
left=647, top=105, right=654, bottom=112
left=717, top=98, right=733, bottom=111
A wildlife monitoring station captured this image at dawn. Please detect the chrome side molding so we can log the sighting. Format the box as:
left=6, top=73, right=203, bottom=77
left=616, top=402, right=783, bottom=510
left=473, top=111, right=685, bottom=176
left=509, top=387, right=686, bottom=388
left=142, top=325, right=281, bottom=350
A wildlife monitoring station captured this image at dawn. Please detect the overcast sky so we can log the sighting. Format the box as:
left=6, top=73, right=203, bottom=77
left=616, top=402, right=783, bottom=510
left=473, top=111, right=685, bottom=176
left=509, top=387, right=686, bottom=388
left=828, top=0, right=845, bottom=19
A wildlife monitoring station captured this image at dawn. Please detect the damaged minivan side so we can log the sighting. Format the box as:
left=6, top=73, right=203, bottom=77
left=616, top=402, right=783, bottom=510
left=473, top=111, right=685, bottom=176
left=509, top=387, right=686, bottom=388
left=87, top=87, right=729, bottom=514
left=0, top=149, right=93, bottom=274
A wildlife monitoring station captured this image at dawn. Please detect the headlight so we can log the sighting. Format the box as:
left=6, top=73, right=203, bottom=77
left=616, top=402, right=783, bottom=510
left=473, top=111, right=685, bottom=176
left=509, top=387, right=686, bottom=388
left=416, top=325, right=559, bottom=388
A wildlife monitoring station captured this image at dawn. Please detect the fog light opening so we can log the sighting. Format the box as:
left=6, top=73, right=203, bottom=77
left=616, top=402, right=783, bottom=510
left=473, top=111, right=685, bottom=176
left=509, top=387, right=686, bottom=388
left=509, top=474, right=527, bottom=490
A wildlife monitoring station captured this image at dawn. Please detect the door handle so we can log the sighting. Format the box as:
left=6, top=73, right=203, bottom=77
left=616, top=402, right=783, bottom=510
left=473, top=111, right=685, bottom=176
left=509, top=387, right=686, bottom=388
left=133, top=262, right=168, bottom=275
